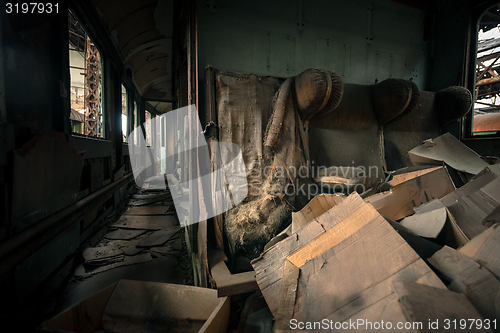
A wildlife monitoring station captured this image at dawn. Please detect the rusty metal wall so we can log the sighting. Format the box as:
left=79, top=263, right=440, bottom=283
left=197, top=0, right=430, bottom=92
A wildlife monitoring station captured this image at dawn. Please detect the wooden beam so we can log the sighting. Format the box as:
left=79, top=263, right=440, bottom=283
left=209, top=249, right=258, bottom=297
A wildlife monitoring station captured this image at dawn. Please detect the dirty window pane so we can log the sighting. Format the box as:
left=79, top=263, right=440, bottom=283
left=69, top=10, right=104, bottom=138
left=474, top=4, right=500, bottom=135
left=145, top=110, right=151, bottom=146
left=134, top=101, right=138, bottom=142
left=121, top=84, right=127, bottom=142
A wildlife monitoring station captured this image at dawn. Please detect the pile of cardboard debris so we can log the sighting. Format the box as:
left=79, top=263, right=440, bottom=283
left=40, top=133, right=500, bottom=333
left=246, top=132, right=500, bottom=332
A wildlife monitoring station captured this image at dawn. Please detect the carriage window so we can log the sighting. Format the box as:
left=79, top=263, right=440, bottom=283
left=474, top=4, right=500, bottom=135
left=145, top=110, right=152, bottom=147
left=69, top=10, right=105, bottom=138
left=133, top=101, right=138, bottom=142
left=121, top=84, right=128, bottom=142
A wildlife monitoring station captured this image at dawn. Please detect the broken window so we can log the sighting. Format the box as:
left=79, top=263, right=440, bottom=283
left=121, top=84, right=128, bottom=142
left=473, top=4, right=500, bottom=135
left=68, top=10, right=105, bottom=138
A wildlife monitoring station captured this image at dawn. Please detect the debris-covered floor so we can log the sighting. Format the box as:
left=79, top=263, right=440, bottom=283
left=43, top=176, right=199, bottom=332
left=39, top=131, right=500, bottom=333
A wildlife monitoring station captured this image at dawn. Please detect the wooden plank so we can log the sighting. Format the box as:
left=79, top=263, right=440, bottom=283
left=365, top=166, right=454, bottom=220
left=459, top=223, right=500, bottom=281
left=104, top=229, right=146, bottom=240
left=128, top=194, right=172, bottom=206
left=132, top=192, right=170, bottom=199
left=209, top=249, right=258, bottom=297
left=429, top=245, right=500, bottom=321
left=82, top=245, right=125, bottom=266
left=150, top=245, right=174, bottom=256
left=393, top=281, right=493, bottom=332
left=205, top=66, right=224, bottom=252
left=129, top=198, right=174, bottom=207
left=137, top=227, right=180, bottom=248
left=122, top=205, right=172, bottom=216
left=111, top=215, right=178, bottom=230
left=198, top=219, right=208, bottom=287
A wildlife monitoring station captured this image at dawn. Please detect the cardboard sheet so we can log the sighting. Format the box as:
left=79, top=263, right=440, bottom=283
left=252, top=193, right=445, bottom=326
left=411, top=199, right=468, bottom=246
left=102, top=280, right=230, bottom=333
left=291, top=193, right=344, bottom=233
left=439, top=170, right=500, bottom=241
left=400, top=203, right=447, bottom=238
left=459, top=224, right=500, bottom=281
left=393, top=281, right=492, bottom=332
left=40, top=280, right=230, bottom=333
left=429, top=245, right=500, bottom=321
left=365, top=166, right=455, bottom=220
left=408, top=132, right=490, bottom=175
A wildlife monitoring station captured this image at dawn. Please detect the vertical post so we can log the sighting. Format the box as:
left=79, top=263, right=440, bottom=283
left=186, top=0, right=208, bottom=287
left=205, top=66, right=224, bottom=252
left=112, top=68, right=122, bottom=173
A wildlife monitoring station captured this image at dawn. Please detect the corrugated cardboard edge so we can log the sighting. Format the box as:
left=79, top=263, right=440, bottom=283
left=39, top=282, right=118, bottom=333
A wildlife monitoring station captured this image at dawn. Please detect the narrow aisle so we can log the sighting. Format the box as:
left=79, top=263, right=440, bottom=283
left=54, top=175, right=191, bottom=313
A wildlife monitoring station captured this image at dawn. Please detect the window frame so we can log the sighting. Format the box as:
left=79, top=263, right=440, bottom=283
left=145, top=109, right=152, bottom=147
left=121, top=83, right=129, bottom=143
left=68, top=8, right=108, bottom=140
left=465, top=0, right=500, bottom=139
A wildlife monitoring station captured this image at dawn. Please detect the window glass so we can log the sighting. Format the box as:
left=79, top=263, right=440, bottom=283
left=145, top=110, right=152, bottom=147
left=69, top=10, right=104, bottom=137
left=474, top=4, right=500, bottom=135
left=121, top=84, right=127, bottom=142
left=134, top=101, right=138, bottom=142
